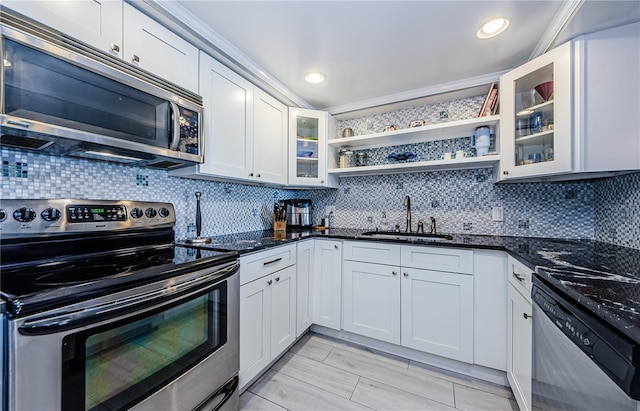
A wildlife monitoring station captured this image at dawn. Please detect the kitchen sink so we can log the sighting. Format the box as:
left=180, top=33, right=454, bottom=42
left=359, top=231, right=453, bottom=241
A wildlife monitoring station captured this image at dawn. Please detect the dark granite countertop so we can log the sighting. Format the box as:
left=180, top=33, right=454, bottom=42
left=177, top=229, right=640, bottom=344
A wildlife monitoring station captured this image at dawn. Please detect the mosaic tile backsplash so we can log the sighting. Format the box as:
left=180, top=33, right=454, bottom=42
left=594, top=172, right=640, bottom=249
left=0, top=147, right=296, bottom=240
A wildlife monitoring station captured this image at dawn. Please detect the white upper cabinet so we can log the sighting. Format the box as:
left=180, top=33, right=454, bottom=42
left=123, top=3, right=198, bottom=93
left=500, top=22, right=640, bottom=181
left=171, top=52, right=289, bottom=185
left=500, top=42, right=572, bottom=180
left=288, top=108, right=338, bottom=188
left=198, top=52, right=254, bottom=180
left=253, top=88, right=288, bottom=185
left=3, top=0, right=123, bottom=58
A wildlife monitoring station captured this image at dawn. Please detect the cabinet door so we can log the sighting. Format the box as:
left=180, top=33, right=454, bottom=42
left=343, top=261, right=400, bottom=344
left=473, top=250, right=507, bottom=371
left=313, top=240, right=342, bottom=330
left=507, top=284, right=533, bottom=411
left=500, top=42, right=572, bottom=180
left=270, top=266, right=297, bottom=358
left=288, top=108, right=327, bottom=186
left=401, top=268, right=474, bottom=363
left=239, top=277, right=271, bottom=389
left=123, top=3, right=198, bottom=92
left=3, top=0, right=123, bottom=58
left=198, top=52, right=254, bottom=180
left=296, top=240, right=314, bottom=336
left=253, top=89, right=288, bottom=185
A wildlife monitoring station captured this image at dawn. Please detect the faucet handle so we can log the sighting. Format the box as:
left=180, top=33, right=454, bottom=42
left=417, top=220, right=424, bottom=234
left=395, top=224, right=401, bottom=233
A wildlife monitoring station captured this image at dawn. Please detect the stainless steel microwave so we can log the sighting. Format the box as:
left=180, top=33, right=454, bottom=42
left=0, top=11, right=203, bottom=169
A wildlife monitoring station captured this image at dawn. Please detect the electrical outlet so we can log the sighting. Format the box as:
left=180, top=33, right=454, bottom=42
left=325, top=205, right=336, bottom=216
left=492, top=206, right=504, bottom=222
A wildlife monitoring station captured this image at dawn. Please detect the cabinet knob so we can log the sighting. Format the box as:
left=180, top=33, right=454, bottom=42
left=275, top=277, right=280, bottom=282
left=523, top=313, right=532, bottom=319
left=320, top=180, right=325, bottom=184
left=110, top=43, right=120, bottom=53
left=403, top=272, right=408, bottom=277
left=503, top=170, right=509, bottom=175
left=249, top=172, right=254, bottom=177
left=132, top=54, right=140, bottom=63
left=334, top=245, right=339, bottom=249
left=267, top=280, right=273, bottom=285
left=256, top=174, right=261, bottom=178
left=392, top=271, right=397, bottom=276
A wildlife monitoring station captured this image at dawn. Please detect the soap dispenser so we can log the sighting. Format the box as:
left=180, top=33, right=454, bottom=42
left=380, top=211, right=390, bottom=231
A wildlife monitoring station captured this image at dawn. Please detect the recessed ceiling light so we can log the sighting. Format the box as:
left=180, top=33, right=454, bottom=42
left=477, top=18, right=509, bottom=39
left=304, top=72, right=325, bottom=84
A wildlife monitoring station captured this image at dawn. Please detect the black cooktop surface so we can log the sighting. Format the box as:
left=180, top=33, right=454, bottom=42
left=0, top=229, right=238, bottom=317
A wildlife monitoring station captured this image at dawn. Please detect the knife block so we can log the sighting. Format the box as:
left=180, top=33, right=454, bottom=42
left=273, top=221, right=286, bottom=231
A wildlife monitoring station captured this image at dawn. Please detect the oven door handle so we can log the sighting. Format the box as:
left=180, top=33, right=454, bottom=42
left=18, top=261, right=238, bottom=336
left=193, top=375, right=238, bottom=411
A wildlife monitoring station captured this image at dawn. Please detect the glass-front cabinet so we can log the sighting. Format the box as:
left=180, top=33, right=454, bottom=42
left=499, top=42, right=571, bottom=180
left=288, top=108, right=337, bottom=187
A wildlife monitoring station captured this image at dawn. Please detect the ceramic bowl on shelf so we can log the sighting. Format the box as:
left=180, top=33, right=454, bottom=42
left=408, top=119, right=426, bottom=128
left=535, top=81, right=554, bottom=101
left=382, top=125, right=398, bottom=132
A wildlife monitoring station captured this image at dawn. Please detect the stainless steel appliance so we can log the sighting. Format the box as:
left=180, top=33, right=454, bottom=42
left=0, top=11, right=203, bottom=169
left=283, top=199, right=311, bottom=228
left=0, top=199, right=239, bottom=411
left=532, top=276, right=640, bottom=410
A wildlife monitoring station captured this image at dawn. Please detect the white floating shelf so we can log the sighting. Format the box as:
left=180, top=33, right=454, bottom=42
left=328, top=115, right=500, bottom=150
left=515, top=130, right=554, bottom=144
left=327, top=155, right=500, bottom=177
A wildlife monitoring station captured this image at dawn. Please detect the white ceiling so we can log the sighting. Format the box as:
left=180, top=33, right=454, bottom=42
left=171, top=1, right=639, bottom=115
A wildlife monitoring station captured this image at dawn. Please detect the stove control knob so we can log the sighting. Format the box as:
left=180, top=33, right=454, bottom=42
left=130, top=208, right=143, bottom=219
left=145, top=207, right=157, bottom=218
left=158, top=207, right=171, bottom=218
left=41, top=208, right=61, bottom=222
left=13, top=207, right=37, bottom=222
left=0, top=209, right=6, bottom=222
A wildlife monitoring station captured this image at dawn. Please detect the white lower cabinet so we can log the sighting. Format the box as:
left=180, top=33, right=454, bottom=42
left=239, top=265, right=296, bottom=390
left=342, top=260, right=400, bottom=344
left=400, top=267, right=474, bottom=363
left=296, top=240, right=314, bottom=337
left=507, top=257, right=533, bottom=411
left=313, top=240, right=342, bottom=330
left=473, top=250, right=508, bottom=371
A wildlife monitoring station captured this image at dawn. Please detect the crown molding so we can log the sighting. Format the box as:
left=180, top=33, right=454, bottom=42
left=325, top=71, right=508, bottom=116
left=138, top=0, right=314, bottom=109
left=529, top=0, right=585, bottom=59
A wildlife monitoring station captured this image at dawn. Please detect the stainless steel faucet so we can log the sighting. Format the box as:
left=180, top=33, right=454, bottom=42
left=403, top=195, right=411, bottom=233
left=429, top=216, right=437, bottom=235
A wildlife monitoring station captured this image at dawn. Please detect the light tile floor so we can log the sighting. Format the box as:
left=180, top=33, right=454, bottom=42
left=240, top=332, right=519, bottom=411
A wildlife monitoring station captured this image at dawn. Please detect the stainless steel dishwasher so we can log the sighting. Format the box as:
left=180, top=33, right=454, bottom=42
left=532, top=276, right=640, bottom=410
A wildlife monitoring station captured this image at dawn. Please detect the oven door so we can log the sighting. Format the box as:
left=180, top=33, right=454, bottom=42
left=7, top=262, right=239, bottom=411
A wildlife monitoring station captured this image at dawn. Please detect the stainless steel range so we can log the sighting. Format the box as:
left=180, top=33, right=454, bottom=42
left=0, top=199, right=240, bottom=411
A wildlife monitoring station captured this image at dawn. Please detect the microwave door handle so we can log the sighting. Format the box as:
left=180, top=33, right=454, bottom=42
left=169, top=101, right=181, bottom=150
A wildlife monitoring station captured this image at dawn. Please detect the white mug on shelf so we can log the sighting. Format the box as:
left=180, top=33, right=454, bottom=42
left=443, top=152, right=453, bottom=160
left=456, top=150, right=467, bottom=159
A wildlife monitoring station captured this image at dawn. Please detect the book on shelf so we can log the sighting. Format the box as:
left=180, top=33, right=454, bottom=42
left=478, top=83, right=498, bottom=117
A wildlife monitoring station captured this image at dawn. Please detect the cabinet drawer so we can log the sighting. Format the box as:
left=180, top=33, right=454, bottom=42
left=401, top=246, right=473, bottom=274
left=240, top=244, right=296, bottom=285
left=508, top=255, right=533, bottom=302
left=343, top=241, right=401, bottom=265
